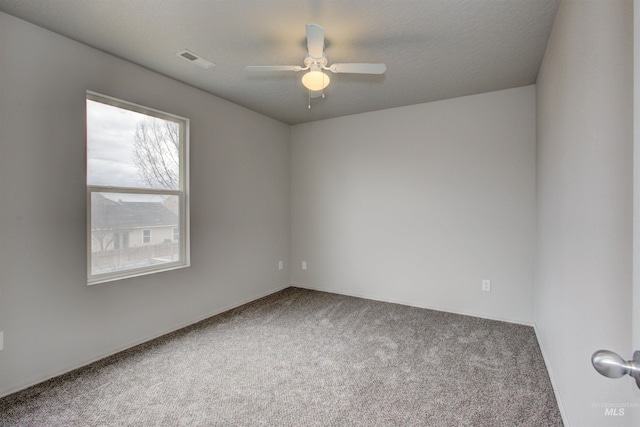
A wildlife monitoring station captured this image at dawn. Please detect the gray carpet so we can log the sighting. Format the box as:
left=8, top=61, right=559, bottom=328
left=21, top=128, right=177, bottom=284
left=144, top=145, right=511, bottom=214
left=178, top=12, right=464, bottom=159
left=0, top=287, right=563, bottom=426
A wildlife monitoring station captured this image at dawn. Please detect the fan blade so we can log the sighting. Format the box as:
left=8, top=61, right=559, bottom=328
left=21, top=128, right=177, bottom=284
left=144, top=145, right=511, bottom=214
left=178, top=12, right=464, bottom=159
left=328, top=63, right=387, bottom=74
left=306, top=24, right=325, bottom=59
left=245, top=65, right=302, bottom=72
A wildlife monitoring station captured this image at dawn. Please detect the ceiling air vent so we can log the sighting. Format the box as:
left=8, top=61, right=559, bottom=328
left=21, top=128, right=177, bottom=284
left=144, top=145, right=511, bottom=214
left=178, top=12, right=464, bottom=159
left=175, top=49, right=215, bottom=69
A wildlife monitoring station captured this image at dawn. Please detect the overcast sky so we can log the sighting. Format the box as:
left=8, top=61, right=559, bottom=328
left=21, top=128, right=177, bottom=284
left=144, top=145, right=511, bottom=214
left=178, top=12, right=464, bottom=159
left=87, top=99, right=144, bottom=188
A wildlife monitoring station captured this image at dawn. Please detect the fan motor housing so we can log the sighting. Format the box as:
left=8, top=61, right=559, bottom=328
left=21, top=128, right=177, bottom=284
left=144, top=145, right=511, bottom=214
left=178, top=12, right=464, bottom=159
left=304, top=53, right=328, bottom=68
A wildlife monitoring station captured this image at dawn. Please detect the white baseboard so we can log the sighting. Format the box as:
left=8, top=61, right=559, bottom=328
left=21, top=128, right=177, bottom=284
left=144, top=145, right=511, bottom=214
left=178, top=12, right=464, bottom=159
left=533, top=323, right=570, bottom=427
left=0, top=283, right=290, bottom=399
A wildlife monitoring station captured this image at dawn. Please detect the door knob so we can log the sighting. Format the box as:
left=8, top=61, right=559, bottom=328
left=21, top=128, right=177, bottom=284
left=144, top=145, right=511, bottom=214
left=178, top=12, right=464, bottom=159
left=591, top=349, right=640, bottom=389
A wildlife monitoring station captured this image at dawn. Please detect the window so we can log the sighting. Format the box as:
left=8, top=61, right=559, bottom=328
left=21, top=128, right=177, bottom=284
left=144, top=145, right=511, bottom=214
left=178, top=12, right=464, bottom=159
left=87, top=92, right=189, bottom=284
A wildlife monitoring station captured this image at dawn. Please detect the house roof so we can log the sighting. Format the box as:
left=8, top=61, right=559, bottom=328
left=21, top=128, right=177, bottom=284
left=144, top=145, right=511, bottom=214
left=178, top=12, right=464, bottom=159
left=91, top=194, right=178, bottom=230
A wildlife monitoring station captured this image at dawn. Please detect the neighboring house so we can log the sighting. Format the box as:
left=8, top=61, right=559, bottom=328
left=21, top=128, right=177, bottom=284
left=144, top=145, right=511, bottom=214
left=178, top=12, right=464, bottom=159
left=90, top=194, right=179, bottom=273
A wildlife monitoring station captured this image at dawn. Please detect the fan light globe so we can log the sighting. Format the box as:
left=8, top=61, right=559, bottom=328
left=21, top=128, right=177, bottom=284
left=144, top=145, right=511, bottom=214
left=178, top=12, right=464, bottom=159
left=302, top=70, right=330, bottom=91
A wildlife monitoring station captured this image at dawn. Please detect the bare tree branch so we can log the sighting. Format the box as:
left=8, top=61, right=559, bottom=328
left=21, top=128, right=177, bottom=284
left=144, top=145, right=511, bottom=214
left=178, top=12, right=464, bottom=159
left=132, top=117, right=180, bottom=190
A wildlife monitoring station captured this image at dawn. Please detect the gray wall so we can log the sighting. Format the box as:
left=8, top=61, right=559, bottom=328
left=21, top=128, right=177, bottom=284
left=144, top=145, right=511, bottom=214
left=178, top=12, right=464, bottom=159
left=0, top=12, right=291, bottom=397
left=535, top=1, right=637, bottom=425
left=291, top=86, right=536, bottom=324
left=635, top=0, right=640, bottom=369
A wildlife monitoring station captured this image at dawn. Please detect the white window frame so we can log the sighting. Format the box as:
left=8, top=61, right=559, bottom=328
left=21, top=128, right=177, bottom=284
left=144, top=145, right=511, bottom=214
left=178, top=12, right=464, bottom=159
left=142, top=229, right=151, bottom=244
left=86, top=91, right=190, bottom=285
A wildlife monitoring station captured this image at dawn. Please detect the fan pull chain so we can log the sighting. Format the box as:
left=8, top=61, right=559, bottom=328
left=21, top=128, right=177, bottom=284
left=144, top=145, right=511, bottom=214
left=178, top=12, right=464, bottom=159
left=307, top=72, right=327, bottom=109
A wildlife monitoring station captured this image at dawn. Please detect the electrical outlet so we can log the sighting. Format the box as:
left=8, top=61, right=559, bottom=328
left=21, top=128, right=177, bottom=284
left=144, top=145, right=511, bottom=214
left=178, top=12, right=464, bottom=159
left=278, top=261, right=283, bottom=270
left=482, top=280, right=491, bottom=292
left=302, top=261, right=307, bottom=270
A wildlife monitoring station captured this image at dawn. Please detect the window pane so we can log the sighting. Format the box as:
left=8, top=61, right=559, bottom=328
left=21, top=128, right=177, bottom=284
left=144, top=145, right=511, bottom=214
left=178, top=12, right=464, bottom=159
left=87, top=99, right=180, bottom=190
left=90, top=192, right=180, bottom=276
left=86, top=92, right=188, bottom=284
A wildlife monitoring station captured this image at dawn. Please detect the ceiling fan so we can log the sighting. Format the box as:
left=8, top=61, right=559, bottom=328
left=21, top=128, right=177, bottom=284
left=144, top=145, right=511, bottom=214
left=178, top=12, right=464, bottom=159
left=246, top=24, right=386, bottom=108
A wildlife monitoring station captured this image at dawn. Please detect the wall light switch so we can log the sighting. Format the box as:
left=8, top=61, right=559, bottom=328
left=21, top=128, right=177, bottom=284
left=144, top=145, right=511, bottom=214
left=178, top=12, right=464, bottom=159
left=482, top=280, right=491, bottom=292
left=0, top=331, right=4, bottom=351
left=302, top=261, right=307, bottom=270
left=278, top=261, right=283, bottom=270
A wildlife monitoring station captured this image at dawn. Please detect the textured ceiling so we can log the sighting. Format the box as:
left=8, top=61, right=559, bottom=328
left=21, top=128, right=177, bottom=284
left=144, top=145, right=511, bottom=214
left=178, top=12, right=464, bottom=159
left=0, top=0, right=559, bottom=125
